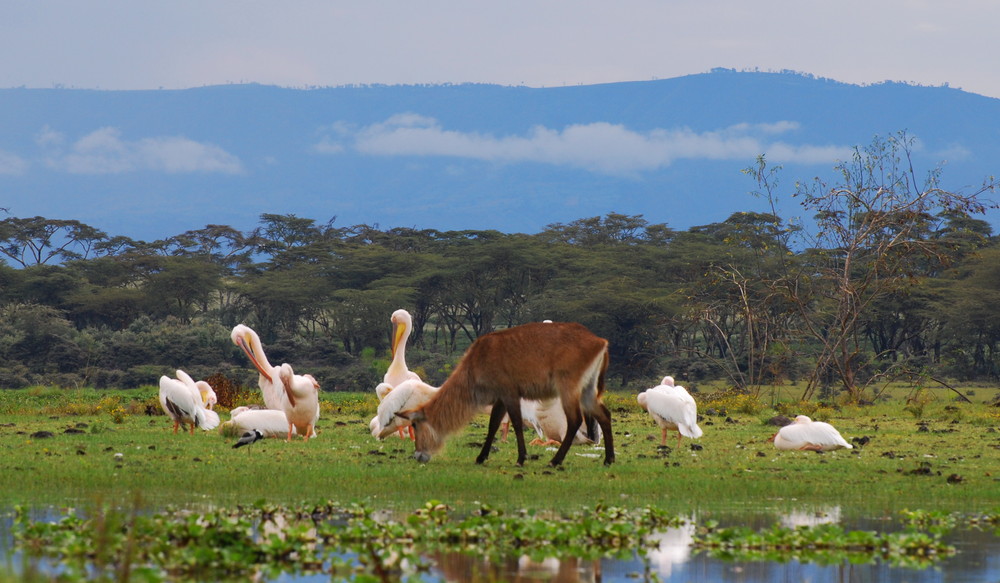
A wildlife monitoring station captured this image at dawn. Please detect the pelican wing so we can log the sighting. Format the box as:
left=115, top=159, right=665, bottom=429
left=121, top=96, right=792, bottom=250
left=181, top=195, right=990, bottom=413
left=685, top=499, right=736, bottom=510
left=375, top=379, right=438, bottom=439
left=200, top=408, right=221, bottom=431
left=643, top=387, right=702, bottom=439
left=159, top=376, right=199, bottom=425
left=804, top=421, right=852, bottom=449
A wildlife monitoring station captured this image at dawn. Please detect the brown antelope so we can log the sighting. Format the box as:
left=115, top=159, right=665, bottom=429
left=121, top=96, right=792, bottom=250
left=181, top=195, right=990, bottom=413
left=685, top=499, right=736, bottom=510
left=397, top=321, right=614, bottom=467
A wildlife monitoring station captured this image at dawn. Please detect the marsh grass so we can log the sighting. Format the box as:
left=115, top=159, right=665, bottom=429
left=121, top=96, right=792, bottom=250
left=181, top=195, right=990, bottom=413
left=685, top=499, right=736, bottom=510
left=0, top=387, right=997, bottom=517
left=2, top=386, right=999, bottom=581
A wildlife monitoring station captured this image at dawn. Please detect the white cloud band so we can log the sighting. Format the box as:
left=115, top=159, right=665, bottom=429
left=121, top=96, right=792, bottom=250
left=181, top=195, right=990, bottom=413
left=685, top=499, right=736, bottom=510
left=320, top=114, right=852, bottom=175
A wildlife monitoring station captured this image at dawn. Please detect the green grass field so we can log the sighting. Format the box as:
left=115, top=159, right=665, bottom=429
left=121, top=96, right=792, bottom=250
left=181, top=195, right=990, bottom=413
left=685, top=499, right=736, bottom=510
left=1, top=385, right=997, bottom=517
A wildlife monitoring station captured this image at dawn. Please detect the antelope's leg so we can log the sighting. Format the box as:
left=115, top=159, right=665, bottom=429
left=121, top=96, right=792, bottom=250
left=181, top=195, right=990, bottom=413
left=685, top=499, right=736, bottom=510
left=593, top=402, right=615, bottom=466
left=549, top=404, right=583, bottom=467
left=476, top=401, right=508, bottom=465
left=502, top=398, right=528, bottom=466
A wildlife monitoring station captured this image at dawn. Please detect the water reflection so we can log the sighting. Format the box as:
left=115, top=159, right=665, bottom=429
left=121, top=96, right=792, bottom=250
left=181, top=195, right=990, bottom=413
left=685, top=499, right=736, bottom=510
left=778, top=505, right=841, bottom=528
left=645, top=521, right=695, bottom=578
left=429, top=554, right=601, bottom=582
left=4, top=506, right=999, bottom=583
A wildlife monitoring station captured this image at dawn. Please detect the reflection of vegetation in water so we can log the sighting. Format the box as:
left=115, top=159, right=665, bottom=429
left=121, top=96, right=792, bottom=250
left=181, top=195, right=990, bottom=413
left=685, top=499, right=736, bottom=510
left=14, top=502, right=990, bottom=582
left=12, top=501, right=680, bottom=581
left=900, top=508, right=1000, bottom=535
left=691, top=520, right=957, bottom=568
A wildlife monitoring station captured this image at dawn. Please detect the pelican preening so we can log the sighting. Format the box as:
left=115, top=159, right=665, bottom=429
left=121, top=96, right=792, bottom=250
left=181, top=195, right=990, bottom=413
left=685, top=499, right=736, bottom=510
left=372, top=379, right=439, bottom=440
left=231, top=324, right=285, bottom=411
left=370, top=382, right=417, bottom=439
left=383, top=309, right=422, bottom=389
left=232, top=324, right=320, bottom=440
left=637, top=376, right=703, bottom=448
left=770, top=415, right=853, bottom=451
left=279, top=363, right=320, bottom=441
left=198, top=382, right=217, bottom=410
left=158, top=370, right=220, bottom=434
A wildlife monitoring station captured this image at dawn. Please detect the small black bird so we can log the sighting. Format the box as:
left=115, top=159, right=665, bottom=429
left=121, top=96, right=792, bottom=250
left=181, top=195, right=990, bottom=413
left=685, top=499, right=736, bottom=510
left=233, top=429, right=264, bottom=449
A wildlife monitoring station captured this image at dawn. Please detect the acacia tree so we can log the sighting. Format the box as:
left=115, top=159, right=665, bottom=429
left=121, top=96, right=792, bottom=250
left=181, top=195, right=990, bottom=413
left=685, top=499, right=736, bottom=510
left=749, top=132, right=997, bottom=401
left=0, top=217, right=109, bottom=266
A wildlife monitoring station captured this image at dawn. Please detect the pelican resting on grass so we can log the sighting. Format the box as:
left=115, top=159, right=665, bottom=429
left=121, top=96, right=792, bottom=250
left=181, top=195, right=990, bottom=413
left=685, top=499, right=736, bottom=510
left=220, top=406, right=293, bottom=439
left=770, top=415, right=853, bottom=451
left=158, top=370, right=220, bottom=434
left=637, top=376, right=703, bottom=448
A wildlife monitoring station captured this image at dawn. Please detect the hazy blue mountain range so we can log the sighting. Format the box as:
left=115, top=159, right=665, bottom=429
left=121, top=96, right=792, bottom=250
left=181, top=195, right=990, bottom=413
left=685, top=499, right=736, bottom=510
left=2, top=69, right=999, bottom=241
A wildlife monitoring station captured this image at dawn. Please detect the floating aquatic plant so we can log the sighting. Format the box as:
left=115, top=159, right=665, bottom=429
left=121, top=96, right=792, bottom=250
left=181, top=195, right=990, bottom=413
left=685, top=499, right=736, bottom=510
left=691, top=520, right=956, bottom=568
left=12, top=501, right=683, bottom=582
left=13, top=501, right=970, bottom=582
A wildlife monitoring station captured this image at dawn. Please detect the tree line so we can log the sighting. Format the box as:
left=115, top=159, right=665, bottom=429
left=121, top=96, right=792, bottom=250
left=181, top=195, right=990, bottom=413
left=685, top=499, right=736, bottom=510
left=1, top=133, right=997, bottom=399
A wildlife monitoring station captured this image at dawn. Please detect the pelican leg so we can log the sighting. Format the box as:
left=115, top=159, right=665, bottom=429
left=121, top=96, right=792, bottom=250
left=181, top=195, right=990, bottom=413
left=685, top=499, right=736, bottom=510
left=172, top=422, right=179, bottom=434
left=407, top=425, right=415, bottom=441
left=661, top=427, right=668, bottom=446
left=676, top=431, right=683, bottom=450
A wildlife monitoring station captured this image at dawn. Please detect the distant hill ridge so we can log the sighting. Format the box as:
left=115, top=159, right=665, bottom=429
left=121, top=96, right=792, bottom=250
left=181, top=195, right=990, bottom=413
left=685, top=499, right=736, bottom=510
left=2, top=70, right=998, bottom=240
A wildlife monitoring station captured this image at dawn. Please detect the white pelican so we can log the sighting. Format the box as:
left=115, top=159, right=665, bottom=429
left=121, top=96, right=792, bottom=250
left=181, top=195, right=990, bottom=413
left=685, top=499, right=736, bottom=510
left=173, top=370, right=221, bottom=427
left=524, top=398, right=602, bottom=446
left=158, top=371, right=219, bottom=434
left=223, top=406, right=293, bottom=438
left=637, top=376, right=703, bottom=448
left=197, top=381, right=217, bottom=410
left=279, top=363, right=320, bottom=441
left=770, top=415, right=853, bottom=451
left=370, top=382, right=413, bottom=439
left=383, top=309, right=421, bottom=390
left=373, top=378, right=439, bottom=440
left=231, top=324, right=284, bottom=411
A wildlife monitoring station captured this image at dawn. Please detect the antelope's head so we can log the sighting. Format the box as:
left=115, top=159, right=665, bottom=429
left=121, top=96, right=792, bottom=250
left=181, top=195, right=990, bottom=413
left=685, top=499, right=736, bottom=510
left=396, top=409, right=441, bottom=463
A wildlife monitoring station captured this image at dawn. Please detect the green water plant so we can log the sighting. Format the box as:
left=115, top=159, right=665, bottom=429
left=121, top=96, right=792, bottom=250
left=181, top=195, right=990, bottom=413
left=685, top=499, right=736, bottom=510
left=12, top=501, right=683, bottom=582
left=691, top=521, right=956, bottom=568
left=14, top=500, right=970, bottom=582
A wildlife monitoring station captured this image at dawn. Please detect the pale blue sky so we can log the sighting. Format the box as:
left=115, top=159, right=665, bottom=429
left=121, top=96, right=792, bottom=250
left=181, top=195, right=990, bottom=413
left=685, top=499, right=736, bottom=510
left=3, top=0, right=998, bottom=98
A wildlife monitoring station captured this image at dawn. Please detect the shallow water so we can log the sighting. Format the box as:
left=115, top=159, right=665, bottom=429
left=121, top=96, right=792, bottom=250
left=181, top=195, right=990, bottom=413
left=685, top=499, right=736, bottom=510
left=3, top=506, right=999, bottom=582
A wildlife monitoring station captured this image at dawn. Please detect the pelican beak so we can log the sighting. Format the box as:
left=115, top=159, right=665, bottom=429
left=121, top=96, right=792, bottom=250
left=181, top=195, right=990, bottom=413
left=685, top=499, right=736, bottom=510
left=236, top=334, right=273, bottom=383
left=391, top=320, right=405, bottom=359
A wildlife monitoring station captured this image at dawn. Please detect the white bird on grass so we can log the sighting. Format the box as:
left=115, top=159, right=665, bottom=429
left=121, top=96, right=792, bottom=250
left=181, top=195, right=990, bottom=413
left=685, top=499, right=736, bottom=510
left=158, top=370, right=220, bottom=434
left=231, top=324, right=285, bottom=411
left=279, top=363, right=320, bottom=441
left=383, top=309, right=422, bottom=390
left=637, top=376, right=703, bottom=448
left=223, top=406, right=292, bottom=438
left=373, top=379, right=439, bottom=440
left=521, top=398, right=602, bottom=446
left=769, top=415, right=853, bottom=451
